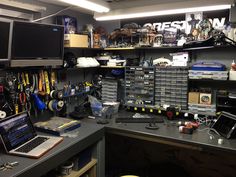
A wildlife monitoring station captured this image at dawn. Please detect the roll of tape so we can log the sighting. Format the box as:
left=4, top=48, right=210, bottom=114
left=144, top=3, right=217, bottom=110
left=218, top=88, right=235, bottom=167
left=50, top=90, right=55, bottom=98
left=0, top=111, right=6, bottom=119
left=52, top=100, right=59, bottom=111
left=57, top=101, right=64, bottom=109
left=49, top=100, right=64, bottom=112
left=48, top=100, right=54, bottom=112
left=50, top=90, right=63, bottom=99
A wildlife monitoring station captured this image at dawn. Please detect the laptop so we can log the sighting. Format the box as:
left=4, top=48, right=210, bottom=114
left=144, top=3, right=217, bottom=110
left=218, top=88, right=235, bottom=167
left=0, top=112, right=63, bottom=158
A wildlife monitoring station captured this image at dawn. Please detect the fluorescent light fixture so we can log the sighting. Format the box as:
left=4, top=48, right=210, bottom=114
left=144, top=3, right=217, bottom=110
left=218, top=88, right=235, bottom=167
left=94, top=0, right=232, bottom=21
left=58, top=0, right=110, bottom=13
left=95, top=5, right=231, bottom=21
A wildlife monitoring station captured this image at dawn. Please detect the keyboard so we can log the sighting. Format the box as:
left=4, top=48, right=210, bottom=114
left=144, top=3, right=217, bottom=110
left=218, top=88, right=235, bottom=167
left=16, top=137, right=49, bottom=153
left=115, top=117, right=164, bottom=123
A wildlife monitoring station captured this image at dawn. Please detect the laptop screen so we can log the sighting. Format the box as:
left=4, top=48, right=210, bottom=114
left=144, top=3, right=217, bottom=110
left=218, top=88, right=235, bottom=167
left=0, top=112, right=37, bottom=151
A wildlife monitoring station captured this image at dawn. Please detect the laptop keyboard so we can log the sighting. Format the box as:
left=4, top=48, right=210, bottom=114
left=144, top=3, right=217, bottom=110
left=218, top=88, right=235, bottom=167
left=15, top=137, right=49, bottom=153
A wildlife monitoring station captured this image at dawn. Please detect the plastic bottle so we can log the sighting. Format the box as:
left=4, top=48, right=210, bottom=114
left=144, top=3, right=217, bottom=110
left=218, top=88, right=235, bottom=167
left=231, top=60, right=236, bottom=71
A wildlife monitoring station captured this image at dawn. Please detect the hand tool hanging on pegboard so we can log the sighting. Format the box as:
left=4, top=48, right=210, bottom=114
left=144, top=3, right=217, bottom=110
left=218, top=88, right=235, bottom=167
left=0, top=85, right=7, bottom=119
left=5, top=72, right=17, bottom=115
left=44, top=70, right=50, bottom=109
left=33, top=71, right=46, bottom=112
left=50, top=70, right=57, bottom=90
left=24, top=72, right=32, bottom=113
left=18, top=72, right=27, bottom=113
left=38, top=70, right=46, bottom=96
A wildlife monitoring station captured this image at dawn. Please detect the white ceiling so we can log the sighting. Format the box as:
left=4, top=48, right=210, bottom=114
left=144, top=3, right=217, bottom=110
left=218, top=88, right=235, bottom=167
left=37, top=0, right=192, bottom=14
left=37, top=0, right=234, bottom=16
left=104, top=0, right=187, bottom=10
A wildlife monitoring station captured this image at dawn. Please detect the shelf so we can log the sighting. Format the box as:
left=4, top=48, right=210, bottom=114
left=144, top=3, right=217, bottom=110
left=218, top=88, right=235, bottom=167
left=189, top=79, right=233, bottom=82
left=217, top=95, right=228, bottom=98
left=104, top=47, right=135, bottom=50
left=64, top=45, right=235, bottom=51
left=182, top=110, right=216, bottom=116
left=63, top=88, right=96, bottom=98
left=136, top=46, right=183, bottom=50
left=66, top=159, right=97, bottom=177
left=217, top=104, right=236, bottom=108
left=64, top=47, right=103, bottom=50
left=76, top=66, right=99, bottom=69
left=100, top=66, right=125, bottom=68
left=125, top=104, right=216, bottom=116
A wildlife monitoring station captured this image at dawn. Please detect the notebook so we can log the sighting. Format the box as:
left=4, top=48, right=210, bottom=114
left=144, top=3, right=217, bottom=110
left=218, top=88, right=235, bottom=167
left=0, top=112, right=63, bottom=158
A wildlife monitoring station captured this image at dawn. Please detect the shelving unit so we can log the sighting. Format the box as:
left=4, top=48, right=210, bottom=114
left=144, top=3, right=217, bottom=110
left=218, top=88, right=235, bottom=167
left=64, top=44, right=236, bottom=115
left=66, top=159, right=97, bottom=177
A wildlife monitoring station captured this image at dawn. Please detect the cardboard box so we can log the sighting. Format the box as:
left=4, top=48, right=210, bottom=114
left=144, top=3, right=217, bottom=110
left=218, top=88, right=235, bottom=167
left=64, top=34, right=88, bottom=48
left=188, top=92, right=199, bottom=104
left=199, top=93, right=212, bottom=105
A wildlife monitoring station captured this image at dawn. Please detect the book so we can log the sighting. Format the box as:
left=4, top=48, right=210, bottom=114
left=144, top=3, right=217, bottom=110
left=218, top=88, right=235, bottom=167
left=34, top=116, right=81, bottom=136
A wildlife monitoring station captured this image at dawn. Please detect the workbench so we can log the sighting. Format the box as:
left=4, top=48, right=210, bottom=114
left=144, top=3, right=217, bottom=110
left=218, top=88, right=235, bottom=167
left=1, top=110, right=236, bottom=177
left=0, top=122, right=105, bottom=177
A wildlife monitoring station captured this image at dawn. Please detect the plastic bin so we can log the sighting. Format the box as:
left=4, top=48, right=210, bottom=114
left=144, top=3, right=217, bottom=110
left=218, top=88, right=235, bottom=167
left=91, top=104, right=102, bottom=116
left=103, top=102, right=120, bottom=114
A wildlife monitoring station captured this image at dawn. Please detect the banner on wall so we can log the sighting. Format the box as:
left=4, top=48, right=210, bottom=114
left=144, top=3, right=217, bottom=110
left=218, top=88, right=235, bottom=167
left=120, top=9, right=229, bottom=34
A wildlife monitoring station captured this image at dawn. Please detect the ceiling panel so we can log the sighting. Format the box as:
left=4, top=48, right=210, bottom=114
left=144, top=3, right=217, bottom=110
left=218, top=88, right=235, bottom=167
left=104, top=0, right=187, bottom=10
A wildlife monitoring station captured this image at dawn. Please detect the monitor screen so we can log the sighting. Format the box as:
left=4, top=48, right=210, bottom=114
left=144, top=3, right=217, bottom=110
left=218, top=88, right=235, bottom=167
left=212, top=112, right=236, bottom=138
left=0, top=20, right=11, bottom=60
left=0, top=112, right=36, bottom=151
left=11, top=21, right=64, bottom=59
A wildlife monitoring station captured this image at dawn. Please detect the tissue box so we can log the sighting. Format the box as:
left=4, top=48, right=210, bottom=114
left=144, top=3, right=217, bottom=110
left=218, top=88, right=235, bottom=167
left=64, top=34, right=88, bottom=47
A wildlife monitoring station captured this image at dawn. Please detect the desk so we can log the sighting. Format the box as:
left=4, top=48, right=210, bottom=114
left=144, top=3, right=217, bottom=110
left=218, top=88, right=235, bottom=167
left=0, top=122, right=105, bottom=177
left=105, top=117, right=236, bottom=153
left=2, top=111, right=236, bottom=177
left=104, top=111, right=236, bottom=177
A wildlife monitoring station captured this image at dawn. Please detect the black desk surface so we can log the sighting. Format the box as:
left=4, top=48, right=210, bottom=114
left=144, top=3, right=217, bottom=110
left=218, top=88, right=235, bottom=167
left=0, top=122, right=104, bottom=177
left=103, top=111, right=236, bottom=153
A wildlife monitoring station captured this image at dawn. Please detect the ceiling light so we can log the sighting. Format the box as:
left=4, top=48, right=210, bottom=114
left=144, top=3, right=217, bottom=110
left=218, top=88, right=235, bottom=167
left=94, top=0, right=232, bottom=21
left=58, top=0, right=110, bottom=13
left=95, top=5, right=231, bottom=21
